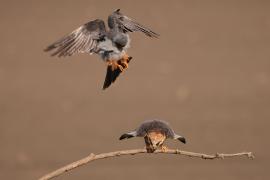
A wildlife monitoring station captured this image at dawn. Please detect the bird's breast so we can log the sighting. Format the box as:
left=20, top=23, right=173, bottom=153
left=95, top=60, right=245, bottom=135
left=97, top=35, right=129, bottom=61
left=112, top=33, right=130, bottom=50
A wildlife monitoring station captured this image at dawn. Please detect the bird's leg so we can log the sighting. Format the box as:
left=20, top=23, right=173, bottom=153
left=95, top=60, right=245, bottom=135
left=116, top=62, right=124, bottom=72
left=146, top=146, right=155, bottom=153
left=118, top=53, right=132, bottom=70
left=144, top=135, right=155, bottom=153
left=107, top=59, right=124, bottom=71
left=122, top=54, right=130, bottom=69
left=106, top=59, right=113, bottom=66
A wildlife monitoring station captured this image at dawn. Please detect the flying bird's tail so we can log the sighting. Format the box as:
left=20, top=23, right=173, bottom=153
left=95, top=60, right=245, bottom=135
left=103, top=57, right=132, bottom=90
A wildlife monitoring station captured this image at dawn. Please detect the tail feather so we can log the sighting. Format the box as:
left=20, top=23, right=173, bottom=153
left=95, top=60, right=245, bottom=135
left=103, top=65, right=122, bottom=90
left=102, top=57, right=132, bottom=90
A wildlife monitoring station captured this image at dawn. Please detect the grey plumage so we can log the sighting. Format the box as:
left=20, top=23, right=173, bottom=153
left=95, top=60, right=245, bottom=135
left=45, top=9, right=159, bottom=59
left=108, top=9, right=159, bottom=38
left=45, top=19, right=106, bottom=57
left=45, top=9, right=159, bottom=89
left=119, top=119, right=186, bottom=144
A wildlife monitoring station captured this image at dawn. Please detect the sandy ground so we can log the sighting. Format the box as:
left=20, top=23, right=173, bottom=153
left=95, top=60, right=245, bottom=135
left=0, top=0, right=269, bottom=180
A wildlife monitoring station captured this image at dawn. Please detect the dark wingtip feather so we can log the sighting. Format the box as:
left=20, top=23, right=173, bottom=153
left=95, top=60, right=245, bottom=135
left=146, top=29, right=160, bottom=38
left=134, top=22, right=160, bottom=38
left=151, top=32, right=160, bottom=38
left=119, top=133, right=134, bottom=140
left=44, top=45, right=56, bottom=52
left=178, top=137, right=186, bottom=144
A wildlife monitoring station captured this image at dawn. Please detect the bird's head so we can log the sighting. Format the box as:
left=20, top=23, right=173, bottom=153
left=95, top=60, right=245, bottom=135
left=114, top=9, right=121, bottom=13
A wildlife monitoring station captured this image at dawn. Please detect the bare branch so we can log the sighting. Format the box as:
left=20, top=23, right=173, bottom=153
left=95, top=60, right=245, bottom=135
left=39, top=149, right=254, bottom=180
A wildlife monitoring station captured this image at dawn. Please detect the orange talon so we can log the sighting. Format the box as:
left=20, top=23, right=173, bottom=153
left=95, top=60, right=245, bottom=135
left=118, top=53, right=132, bottom=70
left=122, top=61, right=129, bottom=69
left=106, top=59, right=125, bottom=71
left=161, top=145, right=168, bottom=152
left=117, top=64, right=124, bottom=72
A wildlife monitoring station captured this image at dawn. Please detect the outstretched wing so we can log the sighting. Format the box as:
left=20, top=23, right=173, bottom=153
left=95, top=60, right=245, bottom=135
left=119, top=131, right=137, bottom=140
left=173, top=134, right=186, bottom=144
left=44, top=19, right=106, bottom=57
left=110, top=9, right=159, bottom=38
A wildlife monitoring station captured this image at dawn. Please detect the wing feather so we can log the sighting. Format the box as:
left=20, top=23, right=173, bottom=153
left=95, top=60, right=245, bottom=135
left=111, top=9, right=159, bottom=38
left=45, top=19, right=106, bottom=57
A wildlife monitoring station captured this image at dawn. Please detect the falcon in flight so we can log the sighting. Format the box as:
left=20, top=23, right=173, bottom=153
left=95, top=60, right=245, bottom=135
left=44, top=9, right=159, bottom=89
left=119, top=120, right=186, bottom=153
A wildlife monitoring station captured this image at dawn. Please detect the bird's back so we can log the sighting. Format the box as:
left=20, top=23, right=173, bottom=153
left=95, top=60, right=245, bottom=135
left=136, top=120, right=175, bottom=138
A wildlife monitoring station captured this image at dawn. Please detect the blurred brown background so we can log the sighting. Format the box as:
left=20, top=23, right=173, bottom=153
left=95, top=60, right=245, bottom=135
left=0, top=0, right=269, bottom=179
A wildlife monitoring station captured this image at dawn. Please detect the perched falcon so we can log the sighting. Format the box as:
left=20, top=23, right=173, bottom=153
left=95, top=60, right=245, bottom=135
left=119, top=120, right=186, bottom=153
left=44, top=9, right=159, bottom=89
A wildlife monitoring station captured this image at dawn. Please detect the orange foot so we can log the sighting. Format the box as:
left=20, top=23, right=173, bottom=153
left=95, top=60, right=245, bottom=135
left=107, top=60, right=124, bottom=71
left=145, top=146, right=155, bottom=153
left=161, top=145, right=168, bottom=152
left=118, top=54, right=132, bottom=70
left=120, top=60, right=129, bottom=69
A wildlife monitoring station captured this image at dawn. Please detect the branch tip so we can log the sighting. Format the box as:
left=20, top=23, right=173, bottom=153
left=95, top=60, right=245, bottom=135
left=248, top=152, right=255, bottom=159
